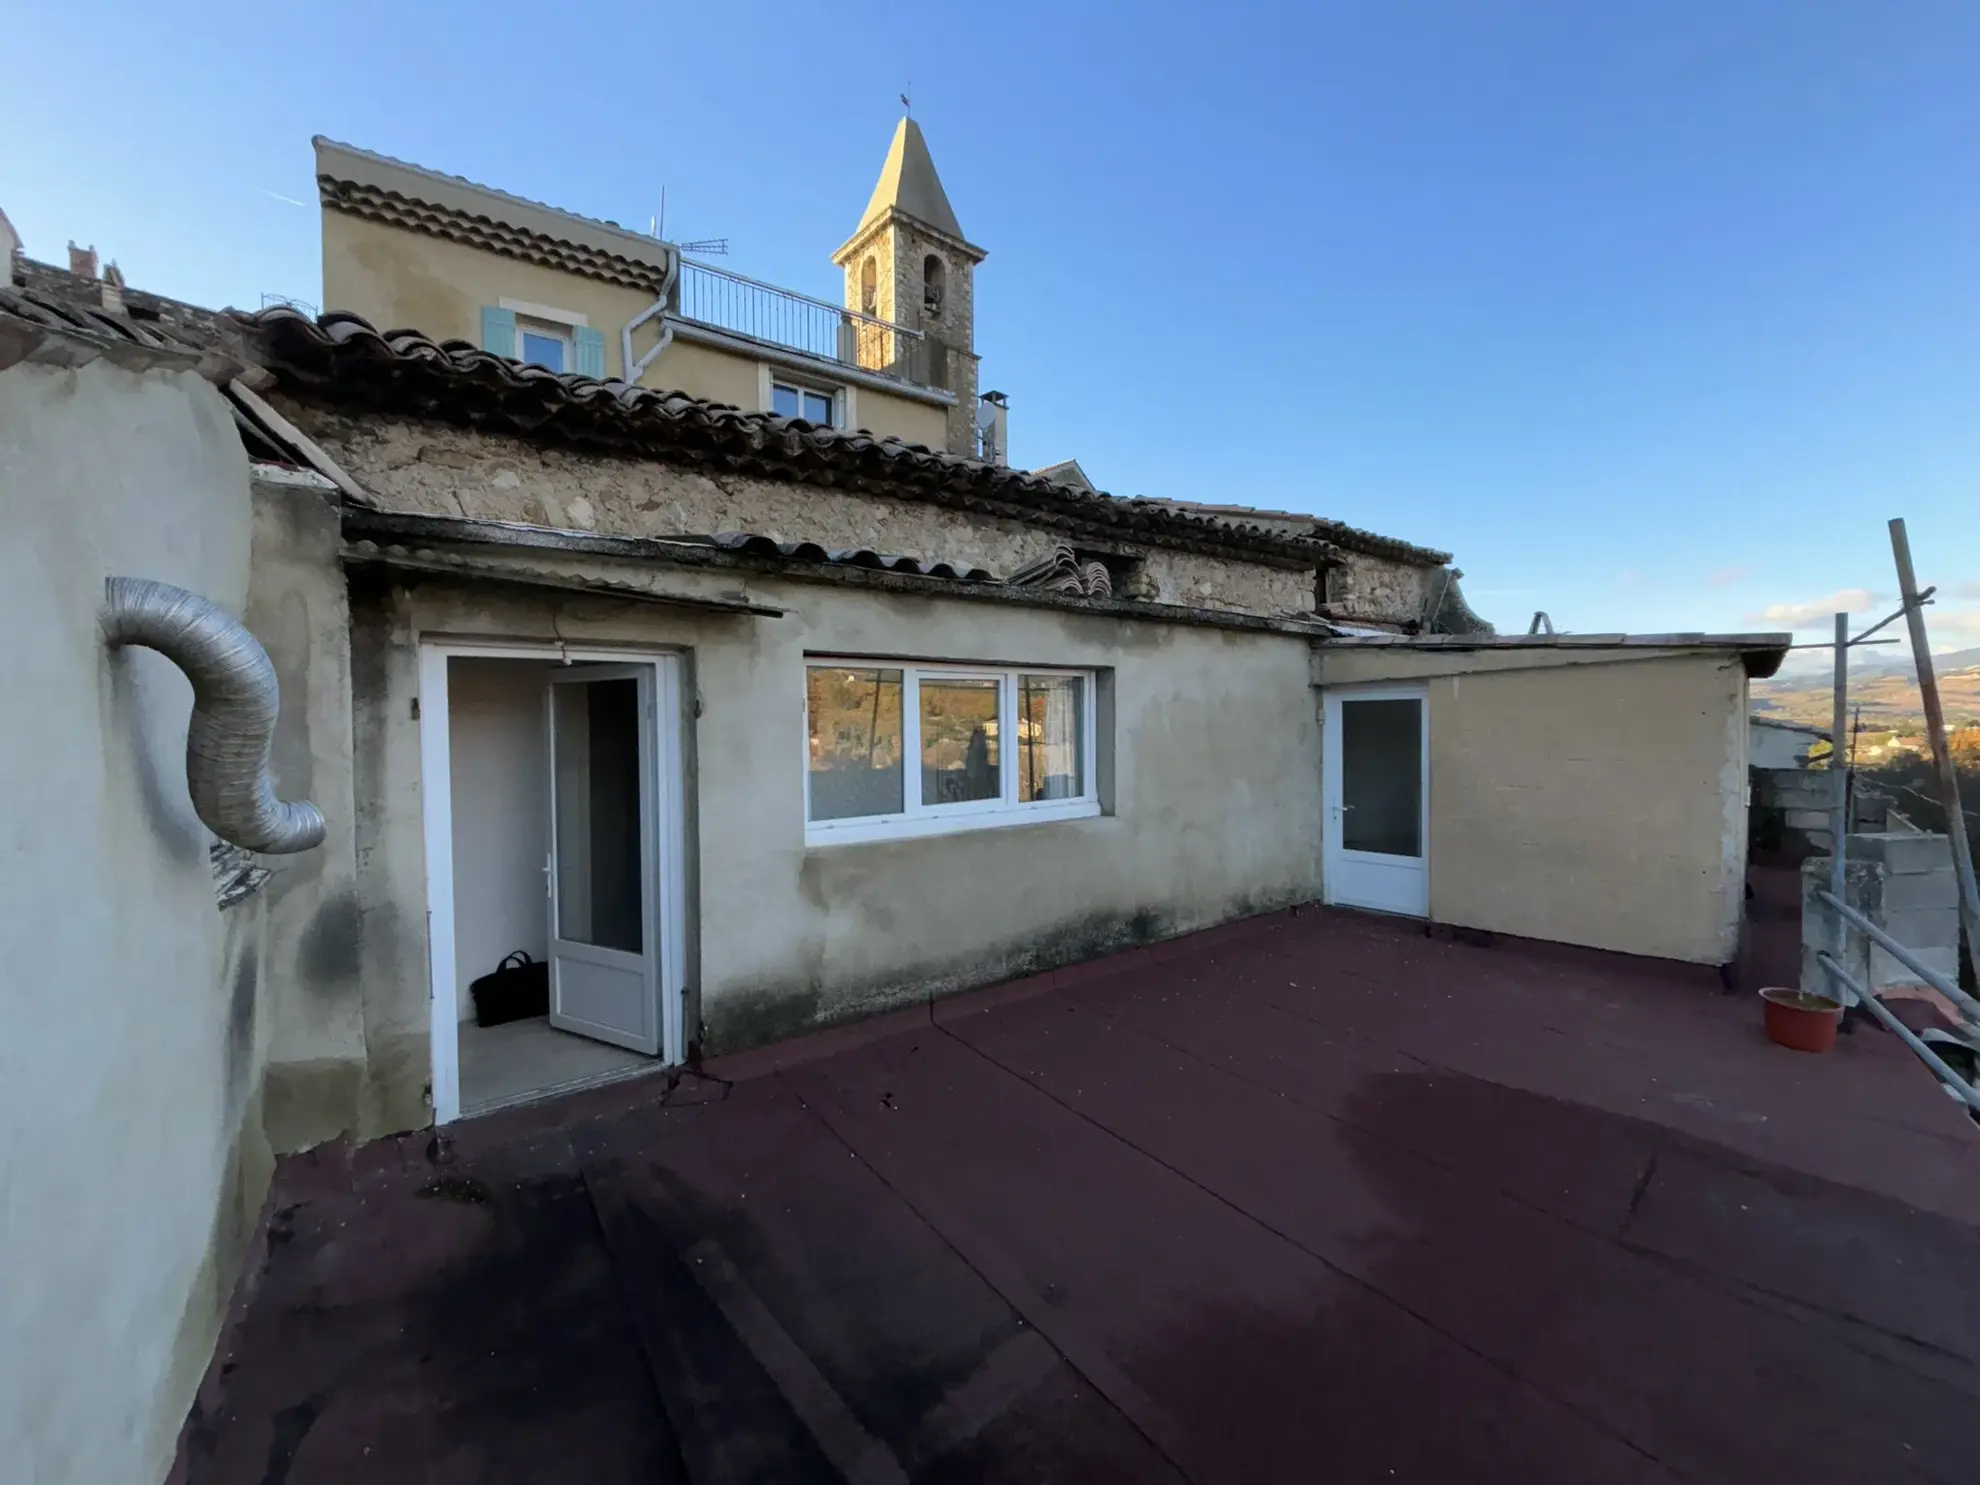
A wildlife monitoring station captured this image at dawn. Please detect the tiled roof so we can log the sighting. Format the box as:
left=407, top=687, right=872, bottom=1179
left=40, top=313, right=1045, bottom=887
left=702, top=531, right=995, bottom=581
left=237, top=308, right=1334, bottom=570
left=1137, top=497, right=1452, bottom=568
left=341, top=508, right=1334, bottom=638
left=314, top=138, right=676, bottom=295
left=0, top=280, right=216, bottom=370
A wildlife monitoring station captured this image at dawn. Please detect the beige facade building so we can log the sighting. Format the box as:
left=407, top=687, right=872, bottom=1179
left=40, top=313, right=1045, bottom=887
left=315, top=122, right=980, bottom=457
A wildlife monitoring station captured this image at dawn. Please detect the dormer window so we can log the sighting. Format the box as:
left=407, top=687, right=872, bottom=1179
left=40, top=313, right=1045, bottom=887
left=922, top=254, right=945, bottom=316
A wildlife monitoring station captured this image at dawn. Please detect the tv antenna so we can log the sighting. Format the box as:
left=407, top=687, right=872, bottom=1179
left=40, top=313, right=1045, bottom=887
left=650, top=186, right=729, bottom=256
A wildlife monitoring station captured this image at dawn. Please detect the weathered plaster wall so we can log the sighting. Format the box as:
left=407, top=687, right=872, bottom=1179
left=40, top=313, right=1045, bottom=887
left=288, top=407, right=1313, bottom=616
left=345, top=558, right=1322, bottom=1125
left=1315, top=645, right=1749, bottom=963
left=0, top=358, right=276, bottom=1485
left=245, top=469, right=369, bottom=1151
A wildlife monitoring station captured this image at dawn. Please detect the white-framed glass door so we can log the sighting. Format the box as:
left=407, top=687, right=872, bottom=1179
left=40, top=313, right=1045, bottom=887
left=546, top=663, right=662, bottom=1054
left=1323, top=685, right=1430, bottom=917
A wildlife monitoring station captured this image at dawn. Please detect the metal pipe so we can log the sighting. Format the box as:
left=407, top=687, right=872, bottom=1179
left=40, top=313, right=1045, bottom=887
left=101, top=577, right=325, bottom=854
left=1816, top=952, right=1980, bottom=1111
left=1828, top=611, right=1852, bottom=999
left=1816, top=888, right=1980, bottom=1021
left=1848, top=589, right=1934, bottom=650
left=618, top=244, right=682, bottom=387
left=1889, top=517, right=1980, bottom=980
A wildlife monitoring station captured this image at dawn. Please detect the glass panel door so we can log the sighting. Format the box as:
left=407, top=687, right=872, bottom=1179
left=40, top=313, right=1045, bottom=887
left=1324, top=689, right=1429, bottom=917
left=547, top=665, right=660, bottom=1054
left=1340, top=698, right=1423, bottom=858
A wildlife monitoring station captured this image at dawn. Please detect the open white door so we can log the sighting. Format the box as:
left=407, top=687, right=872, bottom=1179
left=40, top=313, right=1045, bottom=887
left=547, top=663, right=661, bottom=1054
left=1323, top=686, right=1430, bottom=917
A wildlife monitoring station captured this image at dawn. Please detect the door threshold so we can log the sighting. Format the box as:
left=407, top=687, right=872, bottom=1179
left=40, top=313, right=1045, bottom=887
left=458, top=1057, right=671, bottom=1122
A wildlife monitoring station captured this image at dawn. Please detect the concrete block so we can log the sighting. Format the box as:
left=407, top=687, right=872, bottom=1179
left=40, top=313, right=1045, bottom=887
left=1771, top=773, right=1834, bottom=810
left=1851, top=832, right=1955, bottom=876
left=1784, top=809, right=1831, bottom=830
left=1871, top=943, right=1961, bottom=991
left=1879, top=907, right=1960, bottom=952
left=1881, top=869, right=1959, bottom=912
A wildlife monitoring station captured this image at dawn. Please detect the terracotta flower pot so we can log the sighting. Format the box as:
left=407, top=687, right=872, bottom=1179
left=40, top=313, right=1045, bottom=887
left=1760, top=987, right=1843, bottom=1053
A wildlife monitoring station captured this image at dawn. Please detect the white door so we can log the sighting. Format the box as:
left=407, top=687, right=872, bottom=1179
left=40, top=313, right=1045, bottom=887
left=546, top=664, right=661, bottom=1054
left=1323, top=686, right=1430, bottom=917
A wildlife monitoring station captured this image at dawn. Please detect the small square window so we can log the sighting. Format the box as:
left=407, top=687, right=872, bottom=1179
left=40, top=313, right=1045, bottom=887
left=518, top=325, right=570, bottom=373
left=773, top=382, right=837, bottom=426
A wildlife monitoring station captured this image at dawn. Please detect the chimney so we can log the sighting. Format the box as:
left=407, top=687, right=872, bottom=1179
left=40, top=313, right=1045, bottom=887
left=100, top=261, right=126, bottom=314
left=0, top=208, right=20, bottom=281
left=977, top=390, right=1009, bottom=467
left=68, top=241, right=99, bottom=279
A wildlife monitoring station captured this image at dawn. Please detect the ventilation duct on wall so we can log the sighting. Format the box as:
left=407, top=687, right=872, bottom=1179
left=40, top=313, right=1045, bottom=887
left=101, top=576, right=326, bottom=854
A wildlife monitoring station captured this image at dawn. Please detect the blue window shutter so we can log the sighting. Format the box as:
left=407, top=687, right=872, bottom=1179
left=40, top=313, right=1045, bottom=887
left=480, top=305, right=516, bottom=357
left=574, top=325, right=606, bottom=379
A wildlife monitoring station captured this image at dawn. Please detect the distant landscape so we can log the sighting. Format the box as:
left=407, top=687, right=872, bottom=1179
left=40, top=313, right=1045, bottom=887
left=1751, top=645, right=1980, bottom=731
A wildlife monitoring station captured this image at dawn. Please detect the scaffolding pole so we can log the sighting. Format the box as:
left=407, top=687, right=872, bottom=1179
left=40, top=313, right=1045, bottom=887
left=1888, top=518, right=1980, bottom=982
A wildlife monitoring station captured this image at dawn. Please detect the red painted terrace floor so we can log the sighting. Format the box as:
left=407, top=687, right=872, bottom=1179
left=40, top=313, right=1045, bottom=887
left=179, top=884, right=1980, bottom=1484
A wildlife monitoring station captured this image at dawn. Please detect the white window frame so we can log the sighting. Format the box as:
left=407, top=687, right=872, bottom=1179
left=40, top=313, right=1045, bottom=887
left=769, top=375, right=843, bottom=429
left=515, top=318, right=574, bottom=373
left=804, top=658, right=1101, bottom=846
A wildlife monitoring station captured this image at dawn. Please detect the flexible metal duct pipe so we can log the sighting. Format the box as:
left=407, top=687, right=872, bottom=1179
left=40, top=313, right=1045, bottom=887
left=101, top=576, right=326, bottom=854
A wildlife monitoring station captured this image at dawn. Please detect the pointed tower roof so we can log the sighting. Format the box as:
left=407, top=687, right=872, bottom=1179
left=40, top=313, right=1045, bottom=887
left=850, top=117, right=974, bottom=248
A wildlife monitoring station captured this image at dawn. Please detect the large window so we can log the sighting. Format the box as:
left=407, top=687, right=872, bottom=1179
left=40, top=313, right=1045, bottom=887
left=806, top=660, right=1098, bottom=843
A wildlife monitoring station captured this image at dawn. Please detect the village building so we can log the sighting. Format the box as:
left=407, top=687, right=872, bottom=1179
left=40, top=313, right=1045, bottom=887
left=1, top=121, right=1803, bottom=1482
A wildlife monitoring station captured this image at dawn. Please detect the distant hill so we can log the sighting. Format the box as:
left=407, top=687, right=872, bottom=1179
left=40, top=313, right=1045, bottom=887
left=1752, top=646, right=1980, bottom=730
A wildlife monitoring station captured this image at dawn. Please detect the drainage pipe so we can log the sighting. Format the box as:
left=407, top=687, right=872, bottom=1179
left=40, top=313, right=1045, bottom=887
left=620, top=247, right=682, bottom=386
left=101, top=576, right=325, bottom=854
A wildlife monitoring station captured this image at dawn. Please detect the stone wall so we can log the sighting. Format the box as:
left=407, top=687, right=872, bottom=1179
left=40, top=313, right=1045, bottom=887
left=1328, top=550, right=1437, bottom=625
left=287, top=405, right=1314, bottom=617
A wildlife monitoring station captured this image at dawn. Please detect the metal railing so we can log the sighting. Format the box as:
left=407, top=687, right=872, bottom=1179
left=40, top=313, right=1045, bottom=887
left=674, top=260, right=940, bottom=390
left=1807, top=526, right=1980, bottom=1111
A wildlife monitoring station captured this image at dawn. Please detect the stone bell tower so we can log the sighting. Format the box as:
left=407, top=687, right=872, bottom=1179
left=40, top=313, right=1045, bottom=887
left=833, top=117, right=987, bottom=457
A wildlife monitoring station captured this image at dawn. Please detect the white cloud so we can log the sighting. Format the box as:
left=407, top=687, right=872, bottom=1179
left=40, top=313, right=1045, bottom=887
left=1745, top=589, right=1880, bottom=629
left=1925, top=606, right=1980, bottom=648
left=1952, top=580, right=1980, bottom=601
left=1706, top=565, right=1750, bottom=588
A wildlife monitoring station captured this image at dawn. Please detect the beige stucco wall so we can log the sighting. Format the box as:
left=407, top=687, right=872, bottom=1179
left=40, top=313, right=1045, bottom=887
left=322, top=211, right=656, bottom=378
left=850, top=380, right=952, bottom=449
left=1315, top=646, right=1749, bottom=963
left=646, top=335, right=763, bottom=410
left=0, top=357, right=277, bottom=1484
left=285, top=406, right=1313, bottom=617
left=311, top=555, right=1321, bottom=1142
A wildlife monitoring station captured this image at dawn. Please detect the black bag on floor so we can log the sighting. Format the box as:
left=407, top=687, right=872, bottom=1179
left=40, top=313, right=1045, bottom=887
left=470, top=951, right=550, bottom=1028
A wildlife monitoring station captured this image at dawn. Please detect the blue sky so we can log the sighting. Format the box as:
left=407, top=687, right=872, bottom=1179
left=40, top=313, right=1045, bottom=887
left=5, top=0, right=1976, bottom=655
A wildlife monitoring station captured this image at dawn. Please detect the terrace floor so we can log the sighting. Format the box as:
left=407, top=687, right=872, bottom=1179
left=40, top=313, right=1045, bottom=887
left=179, top=879, right=1980, bottom=1484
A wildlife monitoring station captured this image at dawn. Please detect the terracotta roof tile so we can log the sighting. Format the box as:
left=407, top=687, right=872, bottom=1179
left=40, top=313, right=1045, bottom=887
left=235, top=307, right=1335, bottom=571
